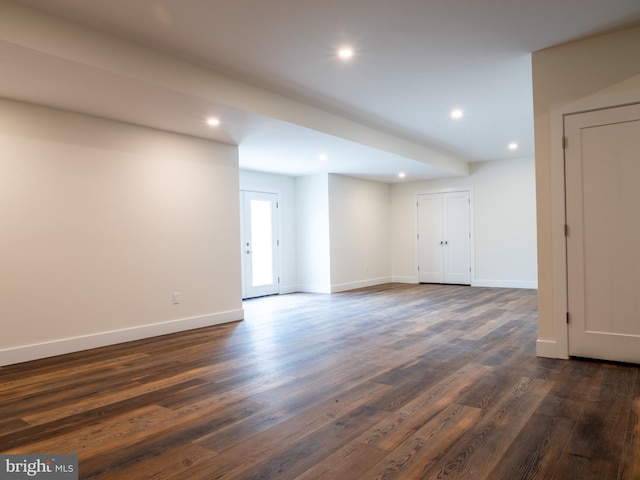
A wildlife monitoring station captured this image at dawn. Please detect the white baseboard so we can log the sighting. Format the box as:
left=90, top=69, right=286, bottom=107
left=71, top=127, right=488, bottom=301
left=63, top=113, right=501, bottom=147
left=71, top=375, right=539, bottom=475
left=389, top=277, right=536, bottom=289
left=0, top=309, right=244, bottom=367
left=391, top=276, right=419, bottom=284
left=331, top=277, right=392, bottom=293
left=292, top=278, right=393, bottom=294
left=296, top=284, right=332, bottom=294
left=536, top=339, right=562, bottom=359
left=278, top=284, right=299, bottom=295
left=472, top=279, right=538, bottom=289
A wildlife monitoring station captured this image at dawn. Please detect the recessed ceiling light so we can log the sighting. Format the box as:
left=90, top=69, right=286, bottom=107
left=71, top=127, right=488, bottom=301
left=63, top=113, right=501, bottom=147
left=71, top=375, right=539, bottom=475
left=508, top=142, right=519, bottom=150
left=450, top=109, right=464, bottom=120
left=206, top=117, right=220, bottom=127
left=318, top=154, right=328, bottom=161
left=338, top=47, right=354, bottom=60
left=398, top=172, right=406, bottom=178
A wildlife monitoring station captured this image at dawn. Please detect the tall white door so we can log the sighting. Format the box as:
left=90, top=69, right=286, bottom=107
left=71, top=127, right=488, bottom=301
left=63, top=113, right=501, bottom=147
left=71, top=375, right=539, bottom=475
left=418, top=191, right=471, bottom=285
left=443, top=192, right=472, bottom=284
left=565, top=102, right=640, bottom=363
left=241, top=191, right=279, bottom=299
left=417, top=194, right=444, bottom=283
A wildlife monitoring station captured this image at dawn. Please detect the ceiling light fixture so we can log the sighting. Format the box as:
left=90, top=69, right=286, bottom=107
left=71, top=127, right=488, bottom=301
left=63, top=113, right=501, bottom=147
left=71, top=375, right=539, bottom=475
left=318, top=154, right=328, bottom=161
left=398, top=172, right=406, bottom=178
left=206, top=117, right=220, bottom=127
left=508, top=142, right=519, bottom=150
left=338, top=47, right=354, bottom=60
left=450, top=109, right=464, bottom=120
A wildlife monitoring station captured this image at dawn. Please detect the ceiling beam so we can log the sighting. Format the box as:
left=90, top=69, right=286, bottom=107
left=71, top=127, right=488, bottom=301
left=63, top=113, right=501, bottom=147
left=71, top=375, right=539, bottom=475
left=0, top=0, right=469, bottom=177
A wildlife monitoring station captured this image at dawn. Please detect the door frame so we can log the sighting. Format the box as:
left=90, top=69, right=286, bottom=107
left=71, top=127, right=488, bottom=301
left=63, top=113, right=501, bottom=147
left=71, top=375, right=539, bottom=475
left=547, top=90, right=640, bottom=360
left=240, top=188, right=281, bottom=299
left=413, top=187, right=474, bottom=285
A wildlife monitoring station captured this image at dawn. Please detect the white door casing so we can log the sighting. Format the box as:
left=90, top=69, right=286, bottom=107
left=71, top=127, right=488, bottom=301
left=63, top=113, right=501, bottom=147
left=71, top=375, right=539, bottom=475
left=565, top=102, right=640, bottom=363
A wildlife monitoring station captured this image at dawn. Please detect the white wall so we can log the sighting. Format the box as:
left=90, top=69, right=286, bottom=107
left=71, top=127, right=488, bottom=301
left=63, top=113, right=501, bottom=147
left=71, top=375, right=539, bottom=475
left=0, top=99, right=242, bottom=365
left=328, top=174, right=391, bottom=292
left=241, top=164, right=536, bottom=294
left=295, top=174, right=331, bottom=293
left=239, top=169, right=297, bottom=293
left=390, top=157, right=537, bottom=288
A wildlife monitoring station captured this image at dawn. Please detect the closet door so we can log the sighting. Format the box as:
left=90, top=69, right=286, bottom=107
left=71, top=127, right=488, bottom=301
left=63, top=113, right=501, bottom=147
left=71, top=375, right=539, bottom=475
left=565, top=103, right=640, bottom=363
left=417, top=191, right=471, bottom=285
left=417, top=193, right=444, bottom=283
left=443, top=191, right=471, bottom=284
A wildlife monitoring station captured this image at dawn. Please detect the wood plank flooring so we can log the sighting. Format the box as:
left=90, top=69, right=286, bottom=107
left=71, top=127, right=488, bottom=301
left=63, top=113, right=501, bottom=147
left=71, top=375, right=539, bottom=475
left=1, top=283, right=639, bottom=479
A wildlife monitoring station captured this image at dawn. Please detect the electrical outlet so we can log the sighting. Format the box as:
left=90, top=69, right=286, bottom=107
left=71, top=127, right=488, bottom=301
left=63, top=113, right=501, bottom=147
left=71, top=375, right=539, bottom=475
left=172, top=292, right=181, bottom=304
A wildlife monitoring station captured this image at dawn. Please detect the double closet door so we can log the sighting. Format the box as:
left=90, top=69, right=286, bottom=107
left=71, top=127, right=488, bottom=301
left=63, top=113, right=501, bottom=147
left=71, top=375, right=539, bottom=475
left=417, top=191, right=471, bottom=285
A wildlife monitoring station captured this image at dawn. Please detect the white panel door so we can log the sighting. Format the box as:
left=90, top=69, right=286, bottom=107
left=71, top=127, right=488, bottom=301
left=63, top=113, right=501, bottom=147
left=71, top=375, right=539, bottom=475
left=241, top=191, right=279, bottom=299
left=418, top=191, right=471, bottom=285
left=565, top=102, right=640, bottom=363
left=443, top=191, right=471, bottom=285
left=418, top=193, right=444, bottom=283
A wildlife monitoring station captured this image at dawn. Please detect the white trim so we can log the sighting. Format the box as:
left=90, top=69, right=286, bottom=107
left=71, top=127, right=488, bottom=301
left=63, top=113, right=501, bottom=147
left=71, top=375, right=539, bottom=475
left=296, top=284, right=332, bottom=294
left=331, top=277, right=392, bottom=293
left=278, top=284, right=299, bottom=295
left=549, top=89, right=640, bottom=360
left=550, top=105, right=570, bottom=360
left=536, top=339, right=561, bottom=359
left=472, top=279, right=538, bottom=289
left=415, top=187, right=474, bottom=195
left=393, top=276, right=535, bottom=288
left=392, top=276, right=419, bottom=284
left=0, top=310, right=243, bottom=367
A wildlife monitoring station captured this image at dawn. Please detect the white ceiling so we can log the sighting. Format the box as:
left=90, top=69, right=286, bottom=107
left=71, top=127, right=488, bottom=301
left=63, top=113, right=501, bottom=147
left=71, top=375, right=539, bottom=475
left=5, top=0, right=640, bottom=182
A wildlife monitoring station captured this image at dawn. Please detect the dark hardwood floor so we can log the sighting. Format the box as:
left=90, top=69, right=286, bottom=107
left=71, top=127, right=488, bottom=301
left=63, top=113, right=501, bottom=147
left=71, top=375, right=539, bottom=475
left=1, top=283, right=639, bottom=479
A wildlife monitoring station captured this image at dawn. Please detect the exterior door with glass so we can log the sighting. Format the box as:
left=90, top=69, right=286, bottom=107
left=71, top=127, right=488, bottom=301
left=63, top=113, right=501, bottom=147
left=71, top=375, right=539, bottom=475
left=241, top=191, right=279, bottom=299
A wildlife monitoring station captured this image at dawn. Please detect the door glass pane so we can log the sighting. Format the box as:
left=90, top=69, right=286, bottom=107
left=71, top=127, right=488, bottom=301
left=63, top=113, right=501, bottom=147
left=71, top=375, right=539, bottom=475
left=250, top=199, right=273, bottom=287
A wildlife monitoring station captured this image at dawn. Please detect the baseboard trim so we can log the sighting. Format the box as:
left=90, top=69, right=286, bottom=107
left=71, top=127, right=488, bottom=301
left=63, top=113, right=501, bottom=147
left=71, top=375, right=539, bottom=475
left=0, top=309, right=244, bottom=367
left=391, top=276, right=419, bottom=284
left=331, top=277, right=392, bottom=293
left=295, top=284, right=332, bottom=294
left=472, top=279, right=538, bottom=289
left=536, top=339, right=563, bottom=359
left=278, top=284, right=299, bottom=295
left=389, top=277, right=536, bottom=289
